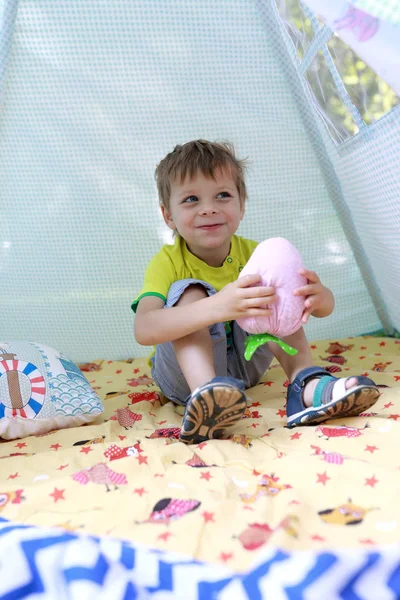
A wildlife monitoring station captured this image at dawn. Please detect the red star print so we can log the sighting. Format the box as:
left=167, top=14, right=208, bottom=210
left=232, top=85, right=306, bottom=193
left=133, top=368, right=140, bottom=374
left=283, top=380, right=290, bottom=388
left=80, top=446, right=92, bottom=454
left=8, top=473, right=19, bottom=480
left=243, top=505, right=254, bottom=511
left=118, top=435, right=127, bottom=441
left=197, top=442, right=207, bottom=450
left=157, top=531, right=173, bottom=542
left=57, top=464, right=69, bottom=471
left=310, top=534, right=325, bottom=541
left=250, top=402, right=261, bottom=407
left=116, top=369, right=122, bottom=374
left=134, top=487, right=147, bottom=496
left=15, top=442, right=27, bottom=449
left=384, top=402, right=394, bottom=409
left=154, top=473, right=164, bottom=478
left=359, top=356, right=366, bottom=360
left=310, top=345, right=317, bottom=350
left=361, top=372, right=369, bottom=377
left=379, top=341, right=386, bottom=347
left=202, top=511, right=215, bottom=523
left=137, top=454, right=148, bottom=465
left=394, top=376, right=400, bottom=382
left=263, top=381, right=273, bottom=387
left=157, top=420, right=167, bottom=425
left=389, top=414, right=400, bottom=421
left=360, top=346, right=367, bottom=350
left=200, top=471, right=212, bottom=481
left=276, top=409, right=286, bottom=418
left=365, top=445, right=379, bottom=453
left=50, top=444, right=62, bottom=451
left=50, top=488, right=65, bottom=502
left=360, top=538, right=375, bottom=545
left=290, top=432, right=302, bottom=440
left=253, top=469, right=261, bottom=476
left=290, top=500, right=300, bottom=505
left=250, top=423, right=259, bottom=429
left=220, top=552, right=233, bottom=562
left=365, top=475, right=379, bottom=487
left=316, top=471, right=330, bottom=485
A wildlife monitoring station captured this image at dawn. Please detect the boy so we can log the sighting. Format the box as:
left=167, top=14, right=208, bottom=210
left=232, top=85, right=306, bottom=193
left=132, top=140, right=379, bottom=444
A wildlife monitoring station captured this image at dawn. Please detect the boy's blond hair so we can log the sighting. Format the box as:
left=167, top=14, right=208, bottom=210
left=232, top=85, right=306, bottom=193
left=155, top=140, right=247, bottom=209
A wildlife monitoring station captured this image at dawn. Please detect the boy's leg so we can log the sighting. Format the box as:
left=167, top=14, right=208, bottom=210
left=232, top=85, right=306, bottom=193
left=267, top=327, right=380, bottom=427
left=172, top=284, right=216, bottom=391
left=151, top=279, right=247, bottom=443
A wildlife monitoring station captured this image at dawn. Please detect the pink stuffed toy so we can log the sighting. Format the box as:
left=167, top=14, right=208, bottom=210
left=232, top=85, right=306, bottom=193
left=237, top=237, right=307, bottom=338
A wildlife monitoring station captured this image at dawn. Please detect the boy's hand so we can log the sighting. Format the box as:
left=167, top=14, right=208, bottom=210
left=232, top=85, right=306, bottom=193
left=212, top=274, right=276, bottom=322
left=293, top=269, right=335, bottom=324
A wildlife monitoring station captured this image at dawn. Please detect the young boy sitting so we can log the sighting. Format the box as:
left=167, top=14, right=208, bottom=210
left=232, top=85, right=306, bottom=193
left=132, top=140, right=379, bottom=444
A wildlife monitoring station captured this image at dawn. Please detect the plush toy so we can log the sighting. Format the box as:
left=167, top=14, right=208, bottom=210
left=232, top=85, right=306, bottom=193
left=236, top=237, right=307, bottom=360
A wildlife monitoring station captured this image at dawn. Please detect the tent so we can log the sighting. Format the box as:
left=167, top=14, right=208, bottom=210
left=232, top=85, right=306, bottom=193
left=1, top=0, right=400, bottom=597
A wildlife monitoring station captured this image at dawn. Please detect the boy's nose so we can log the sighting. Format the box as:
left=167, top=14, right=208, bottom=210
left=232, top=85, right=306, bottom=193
left=199, top=203, right=218, bottom=215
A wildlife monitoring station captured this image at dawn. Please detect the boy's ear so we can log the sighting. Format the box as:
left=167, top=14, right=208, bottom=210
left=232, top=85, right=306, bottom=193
left=160, top=204, right=176, bottom=230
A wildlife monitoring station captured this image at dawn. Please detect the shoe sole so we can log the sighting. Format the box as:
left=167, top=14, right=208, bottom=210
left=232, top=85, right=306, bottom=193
left=179, top=383, right=247, bottom=445
left=287, top=385, right=380, bottom=428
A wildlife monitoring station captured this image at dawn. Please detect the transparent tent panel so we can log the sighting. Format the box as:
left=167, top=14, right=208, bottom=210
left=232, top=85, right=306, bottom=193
left=275, top=0, right=319, bottom=60
left=327, top=34, right=400, bottom=126
left=305, top=50, right=359, bottom=144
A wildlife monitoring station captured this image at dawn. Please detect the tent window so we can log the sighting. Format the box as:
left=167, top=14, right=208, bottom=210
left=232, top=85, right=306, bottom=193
left=276, top=0, right=400, bottom=145
left=327, top=35, right=400, bottom=127
left=305, top=50, right=359, bottom=143
left=276, top=0, right=319, bottom=60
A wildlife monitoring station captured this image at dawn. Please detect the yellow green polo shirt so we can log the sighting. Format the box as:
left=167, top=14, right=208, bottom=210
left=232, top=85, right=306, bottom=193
left=131, top=235, right=259, bottom=314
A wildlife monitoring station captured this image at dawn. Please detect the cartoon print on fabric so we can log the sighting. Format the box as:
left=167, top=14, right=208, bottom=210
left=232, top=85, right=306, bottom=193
left=73, top=435, right=106, bottom=447
left=104, top=443, right=142, bottom=461
left=325, top=342, right=354, bottom=355
left=228, top=434, right=253, bottom=448
left=127, top=374, right=154, bottom=388
left=240, top=474, right=290, bottom=504
left=111, top=407, right=143, bottom=429
left=319, top=500, right=378, bottom=525
left=316, top=423, right=369, bottom=440
left=146, top=427, right=181, bottom=440
left=0, top=348, right=45, bottom=419
left=136, top=498, right=201, bottom=525
left=236, top=515, right=299, bottom=551
left=72, top=463, right=128, bottom=492
left=128, top=390, right=162, bottom=405
left=0, top=489, right=25, bottom=512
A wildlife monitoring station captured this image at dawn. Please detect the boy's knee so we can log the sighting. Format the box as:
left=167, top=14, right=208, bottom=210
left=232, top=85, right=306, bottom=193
left=175, top=284, right=209, bottom=307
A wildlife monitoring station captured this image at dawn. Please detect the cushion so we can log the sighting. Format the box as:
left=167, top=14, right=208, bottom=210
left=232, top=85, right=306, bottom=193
left=236, top=237, right=307, bottom=338
left=0, top=340, right=104, bottom=440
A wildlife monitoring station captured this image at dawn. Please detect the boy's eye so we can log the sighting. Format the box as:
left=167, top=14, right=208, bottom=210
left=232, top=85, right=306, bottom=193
left=183, top=195, right=198, bottom=204
left=217, top=191, right=231, bottom=199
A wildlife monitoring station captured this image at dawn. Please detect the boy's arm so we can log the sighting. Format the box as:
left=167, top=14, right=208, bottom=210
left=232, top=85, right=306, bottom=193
left=134, top=274, right=276, bottom=347
left=134, top=295, right=220, bottom=346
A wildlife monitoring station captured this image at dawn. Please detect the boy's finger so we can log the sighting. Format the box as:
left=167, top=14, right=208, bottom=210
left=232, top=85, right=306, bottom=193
left=293, top=284, right=315, bottom=296
left=238, top=273, right=262, bottom=287
left=298, top=269, right=320, bottom=283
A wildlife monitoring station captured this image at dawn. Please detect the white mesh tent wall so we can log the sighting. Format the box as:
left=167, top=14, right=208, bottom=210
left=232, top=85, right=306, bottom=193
left=1, top=0, right=399, bottom=362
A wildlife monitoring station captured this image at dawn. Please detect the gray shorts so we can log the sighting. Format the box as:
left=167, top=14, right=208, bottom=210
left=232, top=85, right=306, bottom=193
left=150, top=278, right=274, bottom=405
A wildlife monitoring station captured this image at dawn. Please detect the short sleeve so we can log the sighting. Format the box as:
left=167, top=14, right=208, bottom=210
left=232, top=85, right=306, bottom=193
left=131, top=250, right=176, bottom=313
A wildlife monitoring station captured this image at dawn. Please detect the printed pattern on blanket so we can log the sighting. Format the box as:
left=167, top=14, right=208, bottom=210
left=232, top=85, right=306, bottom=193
left=0, top=336, right=399, bottom=572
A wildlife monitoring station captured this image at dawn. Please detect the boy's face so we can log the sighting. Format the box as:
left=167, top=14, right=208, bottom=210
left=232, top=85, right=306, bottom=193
left=161, top=168, right=245, bottom=262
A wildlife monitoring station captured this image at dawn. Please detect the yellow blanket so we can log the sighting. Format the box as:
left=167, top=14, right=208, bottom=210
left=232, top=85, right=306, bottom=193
left=1, top=336, right=399, bottom=572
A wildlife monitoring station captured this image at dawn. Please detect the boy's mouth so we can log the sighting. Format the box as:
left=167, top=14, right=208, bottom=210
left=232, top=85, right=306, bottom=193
left=198, top=223, right=224, bottom=231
